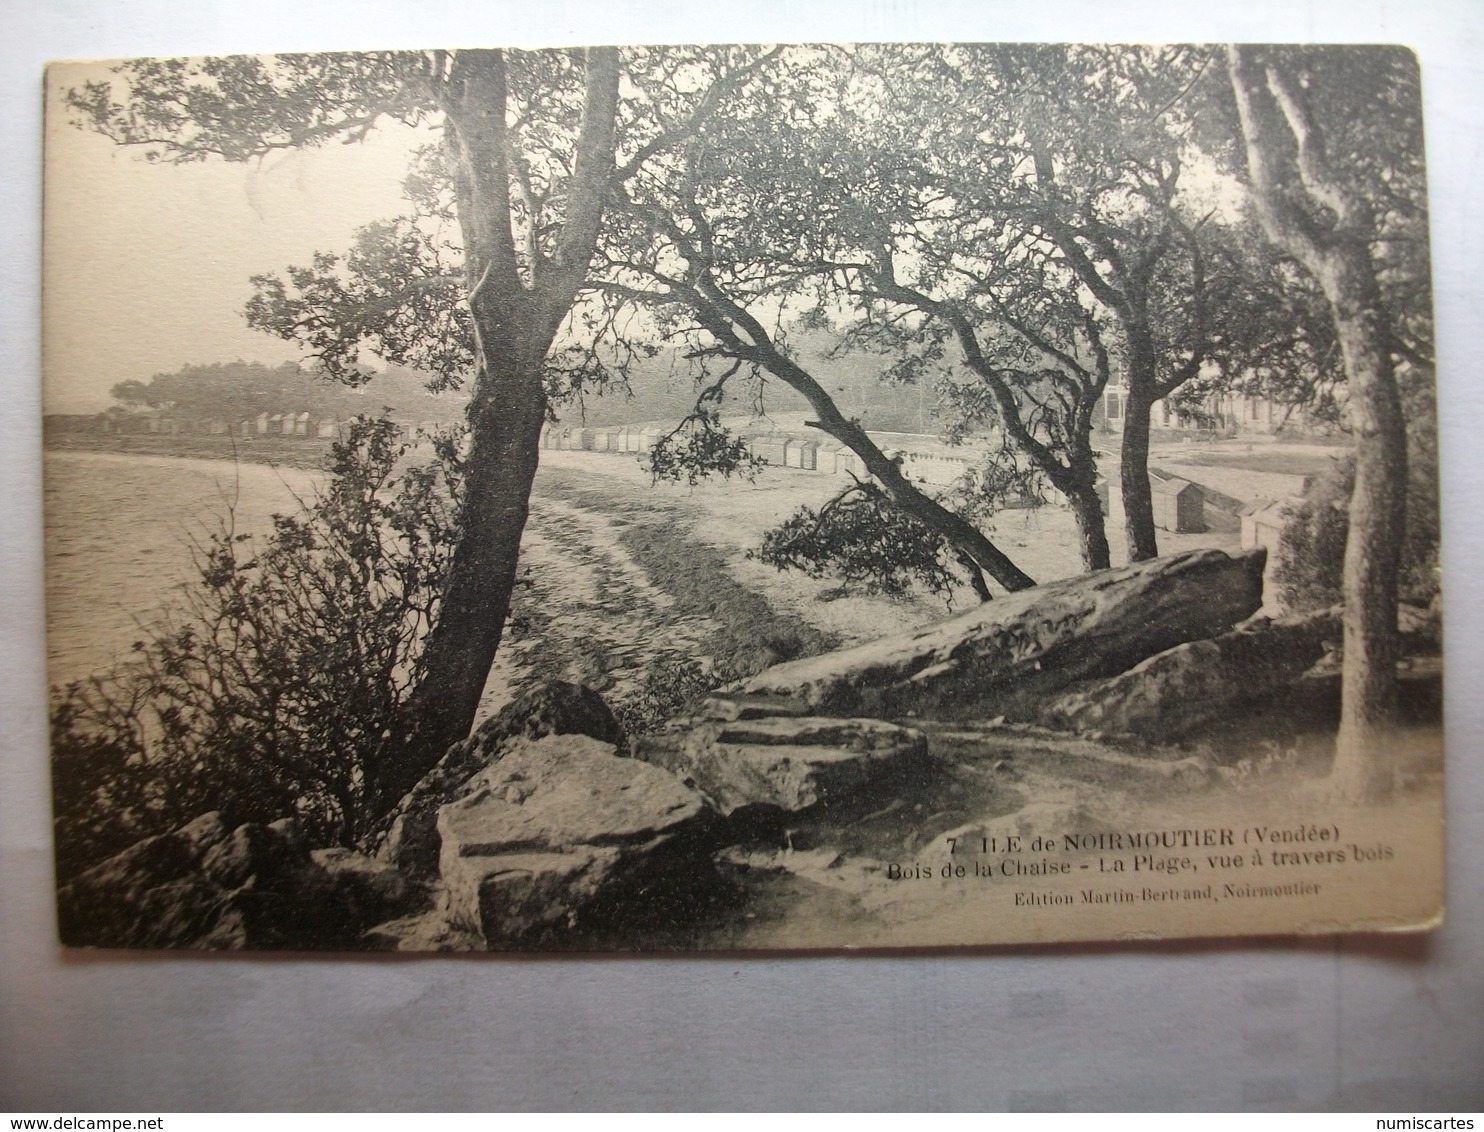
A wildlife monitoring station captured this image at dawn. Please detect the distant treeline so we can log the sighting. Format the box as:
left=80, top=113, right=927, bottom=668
left=106, top=361, right=467, bottom=425
left=95, top=331, right=953, bottom=437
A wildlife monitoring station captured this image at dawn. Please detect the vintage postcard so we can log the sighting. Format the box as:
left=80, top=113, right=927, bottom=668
left=42, top=45, right=1442, bottom=951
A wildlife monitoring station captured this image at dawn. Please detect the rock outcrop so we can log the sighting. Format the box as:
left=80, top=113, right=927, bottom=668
left=636, top=713, right=929, bottom=816
left=376, top=680, right=622, bottom=883
left=738, top=548, right=1267, bottom=723
left=58, top=548, right=1331, bottom=953
left=435, top=734, right=714, bottom=947
left=1035, top=610, right=1339, bottom=740
left=57, top=813, right=419, bottom=949
left=310, top=847, right=417, bottom=931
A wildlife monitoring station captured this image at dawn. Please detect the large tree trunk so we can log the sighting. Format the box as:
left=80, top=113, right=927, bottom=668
left=372, top=351, right=548, bottom=812
left=367, top=48, right=621, bottom=815
left=1228, top=45, right=1408, bottom=801
left=1119, top=376, right=1160, bottom=562
left=1068, top=476, right=1112, bottom=572
left=1327, top=258, right=1407, bottom=800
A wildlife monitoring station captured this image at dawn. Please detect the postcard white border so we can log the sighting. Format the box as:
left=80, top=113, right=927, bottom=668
left=3, top=0, right=1482, bottom=1111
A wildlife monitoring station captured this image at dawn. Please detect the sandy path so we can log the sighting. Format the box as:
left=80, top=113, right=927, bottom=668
left=473, top=492, right=721, bottom=724
left=470, top=440, right=1294, bottom=729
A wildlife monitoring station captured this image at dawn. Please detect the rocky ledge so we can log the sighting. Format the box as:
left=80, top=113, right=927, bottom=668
left=62, top=547, right=1375, bottom=952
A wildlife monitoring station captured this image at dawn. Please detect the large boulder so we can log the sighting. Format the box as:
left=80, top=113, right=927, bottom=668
left=738, top=548, right=1266, bottom=722
left=310, top=847, right=418, bottom=931
left=57, top=813, right=418, bottom=949
left=376, top=681, right=622, bottom=882
left=435, top=734, right=713, bottom=947
left=1035, top=610, right=1340, bottom=741
left=636, top=715, right=929, bottom=816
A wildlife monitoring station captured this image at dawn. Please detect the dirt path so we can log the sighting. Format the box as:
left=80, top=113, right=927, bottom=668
left=474, top=453, right=938, bottom=726
left=453, top=448, right=1441, bottom=950
left=474, top=493, right=722, bottom=723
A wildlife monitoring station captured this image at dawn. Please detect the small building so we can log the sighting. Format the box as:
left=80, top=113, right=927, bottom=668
left=316, top=418, right=338, bottom=439
left=1149, top=472, right=1204, bottom=533
left=256, top=413, right=270, bottom=435
left=638, top=427, right=661, bottom=452
left=1241, top=498, right=1289, bottom=555
left=908, top=451, right=965, bottom=487
left=748, top=436, right=788, bottom=466
left=795, top=439, right=820, bottom=471
left=294, top=412, right=312, bottom=436
left=833, top=449, right=866, bottom=477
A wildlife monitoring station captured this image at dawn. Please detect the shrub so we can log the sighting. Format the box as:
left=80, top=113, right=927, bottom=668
left=50, top=417, right=463, bottom=880
left=1275, top=452, right=1440, bottom=612
left=614, top=658, right=736, bottom=737
left=752, top=481, right=967, bottom=604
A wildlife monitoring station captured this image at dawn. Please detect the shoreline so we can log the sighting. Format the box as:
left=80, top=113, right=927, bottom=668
left=44, top=430, right=339, bottom=471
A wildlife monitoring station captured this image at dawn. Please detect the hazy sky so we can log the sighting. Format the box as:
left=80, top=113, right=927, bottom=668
left=43, top=60, right=433, bottom=413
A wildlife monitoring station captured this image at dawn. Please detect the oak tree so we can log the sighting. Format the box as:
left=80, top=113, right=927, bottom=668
left=70, top=48, right=775, bottom=810
left=1227, top=45, right=1429, bottom=800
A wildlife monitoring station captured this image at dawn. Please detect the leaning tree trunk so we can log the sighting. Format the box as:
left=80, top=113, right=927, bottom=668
left=773, top=345, right=1036, bottom=593
left=367, top=47, right=621, bottom=816
left=685, top=277, right=1037, bottom=595
left=939, top=305, right=1112, bottom=573
left=372, top=343, right=549, bottom=812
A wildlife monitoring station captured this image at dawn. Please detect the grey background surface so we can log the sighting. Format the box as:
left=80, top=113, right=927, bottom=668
left=2, top=0, right=1481, bottom=1112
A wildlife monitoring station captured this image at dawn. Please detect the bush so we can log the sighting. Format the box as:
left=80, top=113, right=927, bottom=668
left=50, top=417, right=463, bottom=880
left=614, top=658, right=736, bottom=737
left=752, top=481, right=967, bottom=604
left=1275, top=452, right=1440, bottom=612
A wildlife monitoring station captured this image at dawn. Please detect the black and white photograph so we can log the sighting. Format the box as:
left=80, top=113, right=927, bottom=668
left=41, top=43, right=1444, bottom=952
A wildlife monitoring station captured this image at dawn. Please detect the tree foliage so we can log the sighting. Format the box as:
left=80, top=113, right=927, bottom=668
left=582, top=47, right=1040, bottom=596
left=108, top=359, right=465, bottom=424
left=754, top=480, right=969, bottom=604
left=644, top=409, right=764, bottom=487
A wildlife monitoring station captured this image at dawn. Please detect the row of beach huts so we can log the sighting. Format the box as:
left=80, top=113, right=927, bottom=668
left=538, top=422, right=984, bottom=489
left=539, top=423, right=1239, bottom=537
left=103, top=411, right=351, bottom=438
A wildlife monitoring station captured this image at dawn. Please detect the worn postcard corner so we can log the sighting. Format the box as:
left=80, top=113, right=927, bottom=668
left=42, top=44, right=1443, bottom=953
